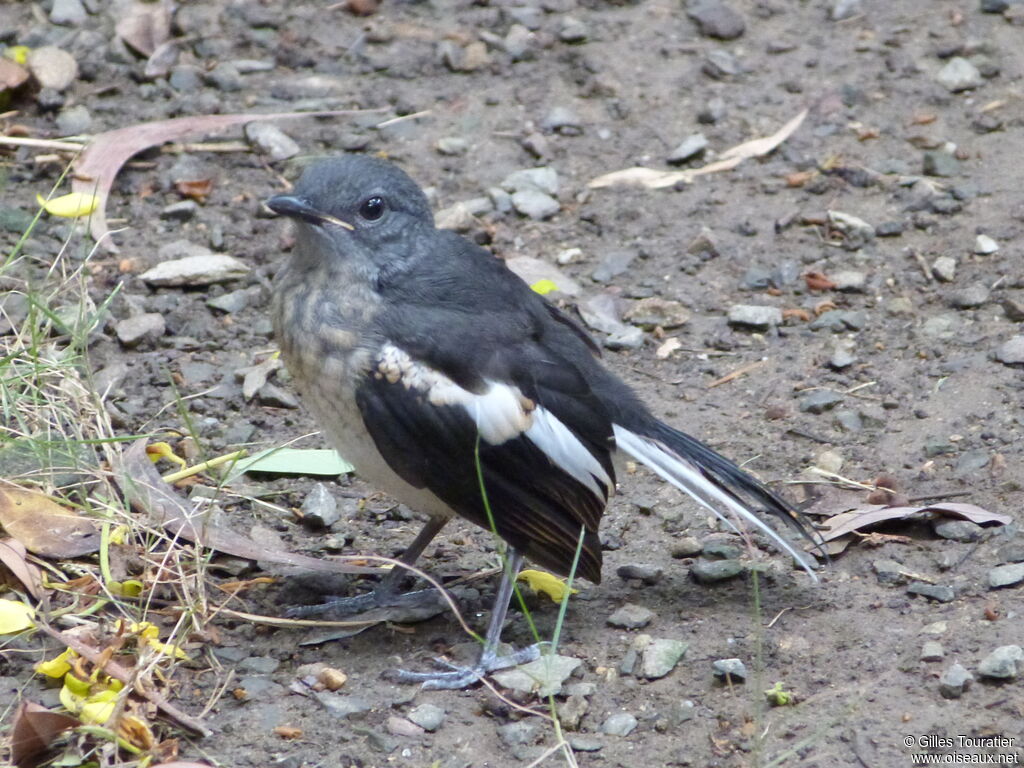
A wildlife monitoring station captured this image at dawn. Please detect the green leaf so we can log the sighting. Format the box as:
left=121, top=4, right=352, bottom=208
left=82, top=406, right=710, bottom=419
left=227, top=448, right=354, bottom=479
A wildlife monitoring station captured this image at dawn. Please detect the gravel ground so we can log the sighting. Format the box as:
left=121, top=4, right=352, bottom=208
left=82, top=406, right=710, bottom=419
left=2, top=0, right=1023, bottom=766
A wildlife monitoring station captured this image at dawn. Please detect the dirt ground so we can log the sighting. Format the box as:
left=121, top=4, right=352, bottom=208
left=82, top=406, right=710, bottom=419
left=2, top=0, right=1024, bottom=765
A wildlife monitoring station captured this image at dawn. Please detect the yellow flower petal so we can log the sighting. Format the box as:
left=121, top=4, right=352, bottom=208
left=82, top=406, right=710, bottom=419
left=0, top=599, right=35, bottom=634
left=4, top=45, right=30, bottom=65
left=80, top=689, right=118, bottom=724
left=108, top=524, right=130, bottom=546
left=37, top=648, right=77, bottom=678
left=36, top=192, right=100, bottom=219
left=108, top=579, right=144, bottom=598
left=530, top=279, right=558, bottom=296
left=517, top=569, right=579, bottom=604
left=145, top=441, right=187, bottom=468
left=147, top=638, right=189, bottom=660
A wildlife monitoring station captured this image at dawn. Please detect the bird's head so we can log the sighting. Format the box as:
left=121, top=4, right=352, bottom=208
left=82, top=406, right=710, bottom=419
left=266, top=155, right=435, bottom=274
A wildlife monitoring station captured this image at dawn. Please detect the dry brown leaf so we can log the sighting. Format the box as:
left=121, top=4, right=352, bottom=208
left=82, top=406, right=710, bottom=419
left=589, top=109, right=808, bottom=189
left=0, top=537, right=44, bottom=600
left=174, top=178, right=213, bottom=202
left=72, top=109, right=384, bottom=252
left=115, top=0, right=171, bottom=57
left=817, top=502, right=1011, bottom=543
left=10, top=701, right=79, bottom=768
left=274, top=726, right=303, bottom=739
left=0, top=488, right=101, bottom=558
left=0, top=58, right=30, bottom=92
left=804, top=272, right=836, bottom=292
left=655, top=337, right=682, bottom=359
left=785, top=170, right=815, bottom=187
left=115, top=440, right=379, bottom=576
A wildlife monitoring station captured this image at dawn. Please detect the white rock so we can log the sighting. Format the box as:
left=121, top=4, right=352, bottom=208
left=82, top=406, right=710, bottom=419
left=936, top=57, right=983, bottom=92
left=931, top=256, right=957, bottom=283
left=140, top=254, right=250, bottom=287
left=27, top=46, right=78, bottom=91
left=974, top=234, right=999, bottom=255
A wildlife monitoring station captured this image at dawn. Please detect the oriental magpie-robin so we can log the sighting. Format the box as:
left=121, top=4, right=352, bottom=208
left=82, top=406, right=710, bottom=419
left=266, top=155, right=820, bottom=689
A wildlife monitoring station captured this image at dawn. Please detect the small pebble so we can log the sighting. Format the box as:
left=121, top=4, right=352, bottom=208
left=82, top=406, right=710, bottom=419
left=799, top=390, right=843, bottom=414
left=923, top=151, right=959, bottom=177
left=641, top=639, right=688, bottom=679
left=50, top=0, right=88, bottom=25
left=935, top=57, right=983, bottom=92
left=670, top=537, right=703, bottom=559
left=558, top=17, right=589, bottom=43
left=939, top=663, right=973, bottom=699
left=115, top=314, right=165, bottom=348
left=607, top=603, right=655, bottom=629
left=712, top=658, right=747, bottom=682
left=668, top=133, right=709, bottom=164
left=977, top=645, right=1023, bottom=680
left=690, top=558, right=743, bottom=583
left=988, top=563, right=1024, bottom=589
left=687, top=0, right=746, bottom=40
left=920, top=641, right=945, bottom=662
left=541, top=106, right=583, bottom=135
left=949, top=283, right=990, bottom=309
left=907, top=583, right=956, bottom=603
left=27, top=47, right=78, bottom=91
left=727, top=305, right=782, bottom=330
left=616, top=564, right=664, bottom=585
left=407, top=703, right=445, bottom=732
left=601, top=712, right=638, bottom=737
left=245, top=123, right=300, bottom=161
left=435, top=136, right=469, bottom=155
left=300, top=483, right=339, bottom=528
left=974, top=234, right=999, bottom=254
left=994, top=336, right=1024, bottom=366
left=931, top=256, right=957, bottom=282
left=933, top=519, right=983, bottom=542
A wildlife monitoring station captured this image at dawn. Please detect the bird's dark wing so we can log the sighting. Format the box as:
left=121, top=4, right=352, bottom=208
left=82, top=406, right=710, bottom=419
left=353, top=235, right=619, bottom=581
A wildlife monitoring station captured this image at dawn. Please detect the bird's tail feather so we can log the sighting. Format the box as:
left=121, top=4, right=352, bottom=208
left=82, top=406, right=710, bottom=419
left=612, top=422, right=821, bottom=579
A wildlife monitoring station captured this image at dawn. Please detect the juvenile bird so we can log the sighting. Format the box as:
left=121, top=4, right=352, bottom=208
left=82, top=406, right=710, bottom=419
left=266, top=155, right=820, bottom=689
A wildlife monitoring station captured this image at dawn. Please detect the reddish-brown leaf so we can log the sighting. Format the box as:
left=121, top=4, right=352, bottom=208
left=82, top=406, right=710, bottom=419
left=10, top=701, right=79, bottom=768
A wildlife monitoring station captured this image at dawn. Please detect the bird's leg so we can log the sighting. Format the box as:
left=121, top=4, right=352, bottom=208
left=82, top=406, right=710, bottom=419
left=285, top=515, right=449, bottom=619
left=389, top=548, right=541, bottom=689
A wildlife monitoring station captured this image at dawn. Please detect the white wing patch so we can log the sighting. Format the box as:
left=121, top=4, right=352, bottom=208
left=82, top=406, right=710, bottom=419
left=376, top=344, right=611, bottom=497
left=526, top=407, right=611, bottom=497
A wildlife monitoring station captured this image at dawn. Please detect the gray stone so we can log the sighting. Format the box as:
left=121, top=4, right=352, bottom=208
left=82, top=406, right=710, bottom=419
left=691, top=558, right=743, bottom=583
left=541, top=106, right=583, bottom=135
left=435, top=136, right=469, bottom=156
left=907, top=583, right=956, bottom=603
left=245, top=123, right=300, bottom=161
left=207, top=289, right=253, bottom=314
left=831, top=270, right=867, bottom=292
left=920, top=641, right=945, bottom=662
left=140, top=252, right=250, bottom=287
left=977, top=645, right=1023, bottom=679
left=558, top=17, right=589, bottom=43
left=687, top=1, right=746, bottom=40
left=51, top=0, right=88, bottom=25
left=592, top=250, right=636, bottom=283
left=207, top=61, right=244, bottom=91
left=712, top=658, right=747, bottom=682
left=702, top=541, right=741, bottom=560
left=831, top=0, right=861, bottom=20
left=491, top=654, right=581, bottom=697
left=873, top=559, right=907, bottom=585
left=238, top=655, right=280, bottom=674
left=604, top=327, right=644, bottom=350
left=998, top=543, right=1024, bottom=564
left=511, top=189, right=559, bottom=220
left=834, top=410, right=863, bottom=432
left=616, top=564, right=664, bottom=584
left=936, top=57, right=983, bottom=92
left=115, top=313, right=165, bottom=348
left=607, top=603, right=654, bottom=629
left=950, top=283, right=990, bottom=309
left=161, top=200, right=198, bottom=221
left=876, top=220, right=905, bottom=237
left=600, top=712, right=638, bottom=737
left=505, top=256, right=581, bottom=297
left=504, top=24, right=536, bottom=61
left=27, top=47, right=78, bottom=91
left=828, top=211, right=875, bottom=249
left=569, top=736, right=603, bottom=752
left=932, top=256, right=957, bottom=282
left=497, top=721, right=540, bottom=746
left=169, top=65, right=204, bottom=92
left=829, top=340, right=857, bottom=370
left=1001, top=299, right=1024, bottom=322
left=703, top=48, right=740, bottom=79
left=939, top=663, right=973, bottom=698
left=995, top=336, right=1024, bottom=366
left=55, top=104, right=92, bottom=135
left=407, top=703, right=445, bottom=732
left=300, top=483, right=339, bottom=528
left=623, top=298, right=690, bottom=330
left=668, top=134, right=709, bottom=164
left=641, top=639, right=688, bottom=679
left=975, top=234, right=999, bottom=254
left=501, top=167, right=559, bottom=196
left=670, top=537, right=703, bottom=558
left=988, top=563, right=1024, bottom=589
left=315, top=692, right=371, bottom=719
left=799, top=390, right=843, bottom=414
left=933, top=519, right=983, bottom=542
left=954, top=449, right=990, bottom=477
left=923, top=151, right=960, bottom=177
left=258, top=383, right=298, bottom=409
left=727, top=304, right=782, bottom=330
left=921, top=314, right=961, bottom=339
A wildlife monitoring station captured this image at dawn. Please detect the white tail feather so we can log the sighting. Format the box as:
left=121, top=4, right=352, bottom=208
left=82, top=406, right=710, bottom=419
left=613, top=425, right=818, bottom=580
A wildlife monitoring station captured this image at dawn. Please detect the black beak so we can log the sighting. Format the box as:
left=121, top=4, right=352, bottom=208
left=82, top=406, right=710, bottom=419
left=265, top=195, right=354, bottom=230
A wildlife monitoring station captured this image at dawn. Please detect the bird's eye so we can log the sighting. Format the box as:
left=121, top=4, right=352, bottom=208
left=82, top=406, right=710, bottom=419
left=359, top=196, right=385, bottom=221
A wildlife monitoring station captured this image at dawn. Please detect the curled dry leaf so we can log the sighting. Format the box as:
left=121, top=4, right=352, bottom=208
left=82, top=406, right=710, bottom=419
left=0, top=537, right=44, bottom=600
left=0, top=487, right=101, bottom=558
left=809, top=502, right=1012, bottom=556
left=10, top=701, right=79, bottom=768
left=174, top=178, right=213, bottom=202
left=72, top=109, right=384, bottom=252
left=589, top=109, right=807, bottom=189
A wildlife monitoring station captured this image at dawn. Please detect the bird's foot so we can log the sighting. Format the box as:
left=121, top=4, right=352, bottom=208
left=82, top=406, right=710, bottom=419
left=284, top=586, right=440, bottom=620
left=388, top=643, right=543, bottom=690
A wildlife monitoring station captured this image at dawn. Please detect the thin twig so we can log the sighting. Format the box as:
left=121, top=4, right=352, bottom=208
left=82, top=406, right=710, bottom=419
left=0, top=136, right=86, bottom=151
left=707, top=359, right=767, bottom=388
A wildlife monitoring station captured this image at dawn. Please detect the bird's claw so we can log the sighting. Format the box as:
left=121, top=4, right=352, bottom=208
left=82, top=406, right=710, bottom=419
left=387, top=643, right=543, bottom=690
